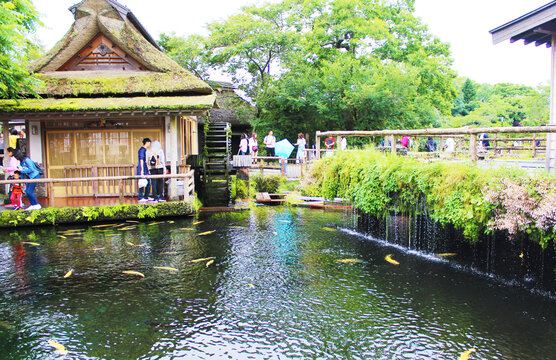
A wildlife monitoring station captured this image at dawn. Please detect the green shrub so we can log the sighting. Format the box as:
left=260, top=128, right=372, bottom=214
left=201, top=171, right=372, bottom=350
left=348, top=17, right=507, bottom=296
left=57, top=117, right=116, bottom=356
left=252, top=174, right=284, bottom=194
left=302, top=149, right=555, bottom=245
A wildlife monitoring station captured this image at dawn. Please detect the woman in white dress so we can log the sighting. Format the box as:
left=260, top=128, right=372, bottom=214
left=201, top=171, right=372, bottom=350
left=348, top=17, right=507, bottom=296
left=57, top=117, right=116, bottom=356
left=294, top=133, right=306, bottom=164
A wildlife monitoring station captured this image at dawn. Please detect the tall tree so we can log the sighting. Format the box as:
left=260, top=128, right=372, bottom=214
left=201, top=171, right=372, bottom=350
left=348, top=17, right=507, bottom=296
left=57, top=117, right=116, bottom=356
left=0, top=0, right=40, bottom=98
left=158, top=33, right=211, bottom=80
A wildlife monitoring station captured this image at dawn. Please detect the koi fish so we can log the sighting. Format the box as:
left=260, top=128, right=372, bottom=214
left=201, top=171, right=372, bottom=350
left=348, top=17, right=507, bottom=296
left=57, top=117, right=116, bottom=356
left=57, top=235, right=67, bottom=239
left=193, top=221, right=204, bottom=225
left=22, top=242, right=40, bottom=246
left=205, top=259, right=214, bottom=267
left=519, top=252, right=524, bottom=259
left=92, top=224, right=114, bottom=228
left=148, top=221, right=163, bottom=226
left=385, top=254, right=399, bottom=265
left=48, top=340, right=68, bottom=355
left=63, top=270, right=73, bottom=278
left=0, top=321, right=14, bottom=329
left=122, top=270, right=145, bottom=278
left=273, top=232, right=278, bottom=235
left=126, top=241, right=135, bottom=246
left=436, top=253, right=457, bottom=257
left=136, top=244, right=147, bottom=247
left=338, top=259, right=362, bottom=264
left=162, top=251, right=178, bottom=255
left=323, top=227, right=337, bottom=232
left=90, top=247, right=104, bottom=252
left=188, top=257, right=215, bottom=264
left=168, top=221, right=175, bottom=224
left=278, top=220, right=290, bottom=223
left=126, top=220, right=139, bottom=223
left=154, top=266, right=178, bottom=272
left=119, top=226, right=137, bottom=231
left=459, top=348, right=476, bottom=360
left=246, top=283, right=255, bottom=289
left=198, top=231, right=216, bottom=236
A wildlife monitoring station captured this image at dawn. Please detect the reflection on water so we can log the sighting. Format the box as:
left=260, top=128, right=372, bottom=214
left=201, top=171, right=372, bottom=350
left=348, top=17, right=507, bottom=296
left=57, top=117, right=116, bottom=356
left=0, top=208, right=554, bottom=359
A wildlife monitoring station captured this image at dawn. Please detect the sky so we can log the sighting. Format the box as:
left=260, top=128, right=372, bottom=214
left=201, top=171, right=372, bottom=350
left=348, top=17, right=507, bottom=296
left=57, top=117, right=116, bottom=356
left=34, top=0, right=553, bottom=87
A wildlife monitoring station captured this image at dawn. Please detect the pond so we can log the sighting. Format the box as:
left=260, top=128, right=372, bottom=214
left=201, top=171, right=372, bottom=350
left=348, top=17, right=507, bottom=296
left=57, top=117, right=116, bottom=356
left=0, top=207, right=554, bottom=359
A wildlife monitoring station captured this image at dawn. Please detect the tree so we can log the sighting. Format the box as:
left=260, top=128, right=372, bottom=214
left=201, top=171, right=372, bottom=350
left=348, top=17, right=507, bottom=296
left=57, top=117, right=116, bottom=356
left=0, top=0, right=40, bottom=98
left=158, top=33, right=211, bottom=80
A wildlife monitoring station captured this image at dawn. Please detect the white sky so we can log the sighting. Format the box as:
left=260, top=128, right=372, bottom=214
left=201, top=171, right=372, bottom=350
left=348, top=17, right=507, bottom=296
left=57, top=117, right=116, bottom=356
left=35, top=0, right=553, bottom=87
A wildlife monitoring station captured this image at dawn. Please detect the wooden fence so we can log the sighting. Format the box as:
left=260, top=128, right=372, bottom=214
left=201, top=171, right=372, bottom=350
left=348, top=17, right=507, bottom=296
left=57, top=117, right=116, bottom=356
left=0, top=171, right=195, bottom=206
left=315, top=125, right=556, bottom=165
left=233, top=155, right=305, bottom=179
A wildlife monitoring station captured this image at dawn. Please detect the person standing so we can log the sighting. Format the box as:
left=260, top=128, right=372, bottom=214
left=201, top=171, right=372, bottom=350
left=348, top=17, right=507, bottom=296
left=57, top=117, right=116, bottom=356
left=239, top=133, right=249, bottom=155
left=9, top=129, right=18, bottom=149
left=340, top=136, right=347, bottom=151
left=426, top=137, right=437, bottom=152
left=263, top=130, right=276, bottom=157
left=444, top=137, right=456, bottom=154
left=249, top=133, right=259, bottom=159
left=147, top=140, right=166, bottom=202
left=137, top=138, right=152, bottom=203
left=16, top=151, right=41, bottom=210
left=7, top=170, right=24, bottom=210
left=294, top=133, right=307, bottom=164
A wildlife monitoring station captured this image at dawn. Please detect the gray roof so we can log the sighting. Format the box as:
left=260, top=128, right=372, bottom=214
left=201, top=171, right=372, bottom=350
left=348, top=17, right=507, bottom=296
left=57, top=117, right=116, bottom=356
left=490, top=1, right=556, bottom=47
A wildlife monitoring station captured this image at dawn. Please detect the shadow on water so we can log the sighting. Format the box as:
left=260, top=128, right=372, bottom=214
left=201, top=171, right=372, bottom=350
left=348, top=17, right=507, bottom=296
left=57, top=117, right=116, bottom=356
left=0, top=207, right=553, bottom=359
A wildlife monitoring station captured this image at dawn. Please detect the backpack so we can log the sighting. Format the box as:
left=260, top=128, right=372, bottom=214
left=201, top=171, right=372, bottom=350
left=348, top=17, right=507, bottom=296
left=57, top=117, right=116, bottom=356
left=34, top=161, right=44, bottom=176
left=149, top=155, right=158, bottom=167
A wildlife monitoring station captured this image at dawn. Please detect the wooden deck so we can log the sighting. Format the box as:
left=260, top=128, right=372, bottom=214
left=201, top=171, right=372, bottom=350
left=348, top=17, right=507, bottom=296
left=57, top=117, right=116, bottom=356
left=7, top=196, right=149, bottom=209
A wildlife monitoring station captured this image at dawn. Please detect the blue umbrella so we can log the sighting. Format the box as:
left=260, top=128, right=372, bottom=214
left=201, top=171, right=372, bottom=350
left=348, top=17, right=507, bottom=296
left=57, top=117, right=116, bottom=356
left=274, top=139, right=294, bottom=158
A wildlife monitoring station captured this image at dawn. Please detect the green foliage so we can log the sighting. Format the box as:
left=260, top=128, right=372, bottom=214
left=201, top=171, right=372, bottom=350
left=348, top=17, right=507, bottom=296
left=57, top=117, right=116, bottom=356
left=303, top=149, right=555, bottom=244
left=0, top=201, right=195, bottom=228
left=158, top=33, right=211, bottom=80
left=231, top=176, right=249, bottom=200
left=0, top=0, right=40, bottom=98
left=160, top=0, right=456, bottom=140
left=447, top=80, right=549, bottom=128
left=252, top=174, right=284, bottom=194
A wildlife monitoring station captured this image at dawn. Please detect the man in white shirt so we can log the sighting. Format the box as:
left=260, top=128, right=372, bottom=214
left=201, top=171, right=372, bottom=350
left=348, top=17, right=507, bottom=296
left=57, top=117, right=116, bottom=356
left=263, top=130, right=276, bottom=157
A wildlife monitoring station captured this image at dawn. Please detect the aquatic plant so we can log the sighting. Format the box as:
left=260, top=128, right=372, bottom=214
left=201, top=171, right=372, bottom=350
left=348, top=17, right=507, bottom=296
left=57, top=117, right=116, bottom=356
left=252, top=174, right=285, bottom=194
left=303, top=149, right=555, bottom=245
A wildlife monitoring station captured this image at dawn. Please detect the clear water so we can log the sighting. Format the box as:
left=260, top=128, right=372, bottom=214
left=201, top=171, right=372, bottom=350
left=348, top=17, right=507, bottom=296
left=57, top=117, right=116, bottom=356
left=0, top=207, right=554, bottom=360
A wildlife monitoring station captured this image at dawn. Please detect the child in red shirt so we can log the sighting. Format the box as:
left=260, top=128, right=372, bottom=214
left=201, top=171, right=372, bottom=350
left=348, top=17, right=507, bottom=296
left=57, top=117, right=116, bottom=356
left=8, top=170, right=24, bottom=210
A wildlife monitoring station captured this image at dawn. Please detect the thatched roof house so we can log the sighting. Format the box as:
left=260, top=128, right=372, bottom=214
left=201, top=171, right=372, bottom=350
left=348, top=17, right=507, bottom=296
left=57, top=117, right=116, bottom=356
left=0, top=0, right=216, bottom=199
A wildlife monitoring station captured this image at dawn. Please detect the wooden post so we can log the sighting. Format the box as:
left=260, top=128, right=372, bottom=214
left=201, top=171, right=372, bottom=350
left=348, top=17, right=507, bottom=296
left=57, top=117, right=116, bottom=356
left=532, top=133, right=537, bottom=158
left=301, top=158, right=305, bottom=178
left=3, top=120, right=9, bottom=194
left=315, top=132, right=321, bottom=159
left=280, top=158, right=286, bottom=176
left=167, top=116, right=179, bottom=200
left=469, top=134, right=477, bottom=164
left=493, top=133, right=498, bottom=155
left=119, top=179, right=124, bottom=204
left=48, top=181, right=55, bottom=208
left=390, top=135, right=396, bottom=154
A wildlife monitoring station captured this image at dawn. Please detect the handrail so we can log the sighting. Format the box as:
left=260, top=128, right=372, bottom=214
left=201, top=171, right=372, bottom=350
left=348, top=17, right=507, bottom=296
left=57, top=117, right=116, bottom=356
left=0, top=171, right=196, bottom=205
left=0, top=172, right=194, bottom=185
left=316, top=125, right=556, bottom=137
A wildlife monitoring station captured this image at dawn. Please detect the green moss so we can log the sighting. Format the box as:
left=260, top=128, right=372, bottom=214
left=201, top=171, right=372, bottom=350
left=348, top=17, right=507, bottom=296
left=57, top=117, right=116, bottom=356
left=0, top=201, right=195, bottom=228
left=35, top=72, right=212, bottom=97
left=0, top=94, right=216, bottom=112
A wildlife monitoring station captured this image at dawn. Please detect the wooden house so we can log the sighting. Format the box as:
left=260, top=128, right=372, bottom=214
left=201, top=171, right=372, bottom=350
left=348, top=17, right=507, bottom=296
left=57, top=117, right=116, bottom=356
left=0, top=0, right=216, bottom=199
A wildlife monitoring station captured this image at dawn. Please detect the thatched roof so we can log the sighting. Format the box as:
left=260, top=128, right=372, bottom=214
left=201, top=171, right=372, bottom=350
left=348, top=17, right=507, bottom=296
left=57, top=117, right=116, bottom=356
left=209, top=81, right=255, bottom=125
left=0, top=94, right=216, bottom=113
left=29, top=0, right=212, bottom=97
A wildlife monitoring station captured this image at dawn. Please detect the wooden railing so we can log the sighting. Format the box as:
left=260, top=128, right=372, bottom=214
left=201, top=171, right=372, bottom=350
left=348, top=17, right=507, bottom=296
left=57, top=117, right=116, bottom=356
left=232, top=155, right=305, bottom=178
left=315, top=125, right=556, bottom=165
left=0, top=171, right=195, bottom=206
